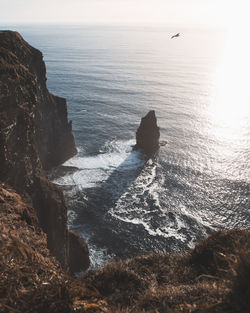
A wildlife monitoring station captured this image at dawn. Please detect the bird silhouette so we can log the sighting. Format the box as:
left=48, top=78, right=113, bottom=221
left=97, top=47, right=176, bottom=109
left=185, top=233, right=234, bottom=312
left=171, top=33, right=180, bottom=39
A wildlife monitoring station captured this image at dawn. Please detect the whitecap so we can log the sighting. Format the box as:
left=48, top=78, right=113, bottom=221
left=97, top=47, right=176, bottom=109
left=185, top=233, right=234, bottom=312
left=53, top=138, right=144, bottom=189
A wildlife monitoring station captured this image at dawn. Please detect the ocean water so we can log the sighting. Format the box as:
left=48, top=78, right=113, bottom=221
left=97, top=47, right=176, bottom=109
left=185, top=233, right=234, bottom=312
left=5, top=25, right=250, bottom=267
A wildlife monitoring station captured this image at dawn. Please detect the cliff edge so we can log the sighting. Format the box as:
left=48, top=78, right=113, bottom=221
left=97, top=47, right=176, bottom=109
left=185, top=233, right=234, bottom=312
left=0, top=30, right=86, bottom=269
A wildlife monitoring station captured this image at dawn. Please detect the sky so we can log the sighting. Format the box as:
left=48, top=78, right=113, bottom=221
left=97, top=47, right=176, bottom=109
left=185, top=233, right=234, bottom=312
left=0, top=0, right=248, bottom=28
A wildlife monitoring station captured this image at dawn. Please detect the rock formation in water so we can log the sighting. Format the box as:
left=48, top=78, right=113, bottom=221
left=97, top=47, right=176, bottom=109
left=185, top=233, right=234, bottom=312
left=133, top=110, right=160, bottom=156
left=0, top=30, right=88, bottom=271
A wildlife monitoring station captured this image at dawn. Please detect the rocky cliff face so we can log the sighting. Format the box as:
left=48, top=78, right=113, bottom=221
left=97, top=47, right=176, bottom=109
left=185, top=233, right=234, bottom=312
left=133, top=110, right=160, bottom=156
left=0, top=30, right=85, bottom=269
left=68, top=230, right=90, bottom=274
left=0, top=30, right=77, bottom=170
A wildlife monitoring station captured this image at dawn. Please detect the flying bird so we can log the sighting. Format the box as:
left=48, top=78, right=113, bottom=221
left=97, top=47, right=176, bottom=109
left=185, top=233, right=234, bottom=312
left=171, top=33, right=180, bottom=39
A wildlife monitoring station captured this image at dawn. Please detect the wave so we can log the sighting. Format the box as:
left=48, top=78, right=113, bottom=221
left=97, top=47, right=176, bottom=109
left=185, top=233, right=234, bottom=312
left=52, top=139, right=144, bottom=189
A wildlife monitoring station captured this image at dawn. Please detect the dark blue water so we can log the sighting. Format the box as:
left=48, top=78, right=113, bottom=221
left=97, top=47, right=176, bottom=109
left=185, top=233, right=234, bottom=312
left=4, top=25, right=249, bottom=267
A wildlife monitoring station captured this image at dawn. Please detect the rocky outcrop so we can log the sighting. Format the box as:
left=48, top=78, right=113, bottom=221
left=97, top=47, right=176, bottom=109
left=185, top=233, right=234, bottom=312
left=0, top=30, right=77, bottom=169
left=68, top=230, right=90, bottom=274
left=0, top=30, right=87, bottom=270
left=133, top=110, right=160, bottom=156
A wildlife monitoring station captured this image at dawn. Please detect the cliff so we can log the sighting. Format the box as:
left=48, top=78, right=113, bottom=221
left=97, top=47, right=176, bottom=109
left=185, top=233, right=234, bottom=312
left=0, top=30, right=84, bottom=269
left=0, top=185, right=100, bottom=312
left=0, top=30, right=77, bottom=169
left=0, top=185, right=72, bottom=312
left=1, top=31, right=250, bottom=313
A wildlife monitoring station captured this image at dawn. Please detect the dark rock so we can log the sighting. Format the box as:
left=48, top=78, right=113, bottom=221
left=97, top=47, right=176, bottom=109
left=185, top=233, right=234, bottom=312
left=0, top=30, right=77, bottom=170
left=133, top=110, right=160, bottom=156
left=0, top=30, right=80, bottom=270
left=68, top=230, right=90, bottom=274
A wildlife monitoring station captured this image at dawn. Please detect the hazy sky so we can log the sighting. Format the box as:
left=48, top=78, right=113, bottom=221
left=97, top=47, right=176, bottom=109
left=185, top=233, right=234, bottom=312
left=0, top=0, right=247, bottom=28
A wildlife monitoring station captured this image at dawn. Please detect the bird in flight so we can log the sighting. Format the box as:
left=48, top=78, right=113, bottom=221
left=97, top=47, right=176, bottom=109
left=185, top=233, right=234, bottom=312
left=171, top=33, right=180, bottom=39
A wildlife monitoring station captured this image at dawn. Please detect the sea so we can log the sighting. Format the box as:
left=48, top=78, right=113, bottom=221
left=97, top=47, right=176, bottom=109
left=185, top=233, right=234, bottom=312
left=3, top=24, right=250, bottom=268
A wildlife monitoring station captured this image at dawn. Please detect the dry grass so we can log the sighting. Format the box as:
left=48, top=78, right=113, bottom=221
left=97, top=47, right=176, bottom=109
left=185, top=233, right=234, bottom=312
left=1, top=184, right=249, bottom=312
left=230, top=251, right=250, bottom=311
left=0, top=185, right=72, bottom=313
left=0, top=185, right=109, bottom=313
left=84, top=229, right=250, bottom=312
left=190, top=229, right=250, bottom=276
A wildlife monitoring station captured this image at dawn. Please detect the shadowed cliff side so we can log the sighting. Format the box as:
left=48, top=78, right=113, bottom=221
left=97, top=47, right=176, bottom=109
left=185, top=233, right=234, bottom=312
left=0, top=30, right=77, bottom=169
left=0, top=30, right=85, bottom=269
left=0, top=185, right=104, bottom=313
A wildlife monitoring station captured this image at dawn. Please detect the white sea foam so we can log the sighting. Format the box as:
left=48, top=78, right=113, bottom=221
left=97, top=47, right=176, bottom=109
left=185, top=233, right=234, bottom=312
left=178, top=204, right=217, bottom=229
left=64, top=153, right=124, bottom=171
left=110, top=213, right=187, bottom=242
left=88, top=246, right=112, bottom=269
left=53, top=139, right=143, bottom=189
left=53, top=174, right=75, bottom=186
left=72, top=169, right=107, bottom=188
left=71, top=227, right=112, bottom=269
left=107, top=162, right=179, bottom=240
left=67, top=209, right=77, bottom=225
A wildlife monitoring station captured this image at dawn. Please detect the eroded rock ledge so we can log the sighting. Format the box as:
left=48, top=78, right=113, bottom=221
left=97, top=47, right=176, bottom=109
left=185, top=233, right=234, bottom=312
left=0, top=30, right=87, bottom=270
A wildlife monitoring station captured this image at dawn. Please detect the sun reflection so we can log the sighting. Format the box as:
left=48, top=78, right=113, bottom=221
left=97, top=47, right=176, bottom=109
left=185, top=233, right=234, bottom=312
left=210, top=28, right=250, bottom=143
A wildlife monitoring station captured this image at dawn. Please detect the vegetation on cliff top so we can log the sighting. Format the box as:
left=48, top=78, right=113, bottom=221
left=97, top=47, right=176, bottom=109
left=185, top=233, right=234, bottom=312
left=1, top=184, right=249, bottom=313
left=84, top=229, right=250, bottom=312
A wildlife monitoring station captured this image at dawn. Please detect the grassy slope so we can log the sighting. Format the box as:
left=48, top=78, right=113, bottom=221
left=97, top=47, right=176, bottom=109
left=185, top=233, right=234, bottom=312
left=85, top=229, right=250, bottom=312
left=0, top=184, right=249, bottom=312
left=0, top=185, right=104, bottom=313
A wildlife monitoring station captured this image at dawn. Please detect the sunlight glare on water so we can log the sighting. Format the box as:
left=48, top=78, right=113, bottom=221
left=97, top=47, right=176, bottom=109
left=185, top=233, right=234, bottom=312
left=207, top=28, right=250, bottom=181
left=211, top=30, right=250, bottom=132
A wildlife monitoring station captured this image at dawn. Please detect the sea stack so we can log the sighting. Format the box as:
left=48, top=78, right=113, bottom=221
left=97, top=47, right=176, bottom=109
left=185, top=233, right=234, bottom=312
left=133, top=110, right=160, bottom=156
